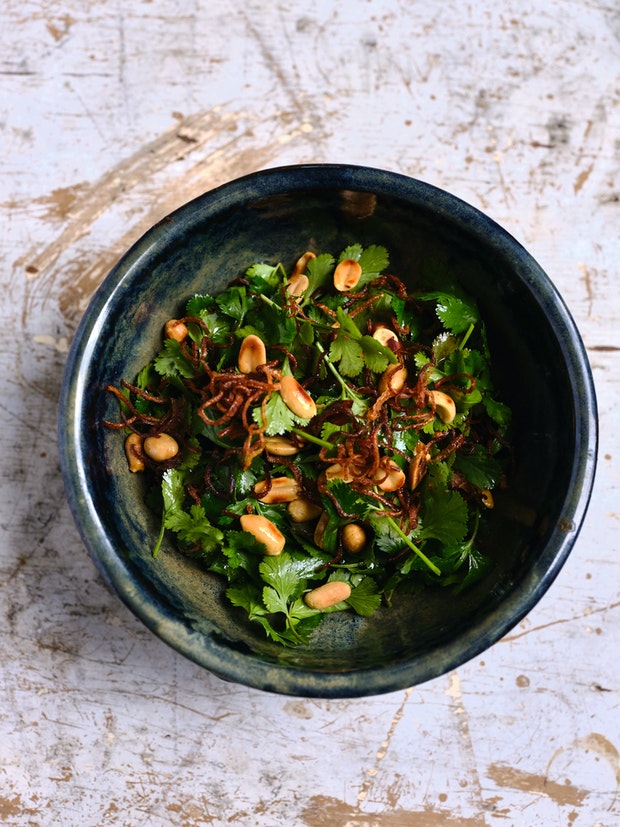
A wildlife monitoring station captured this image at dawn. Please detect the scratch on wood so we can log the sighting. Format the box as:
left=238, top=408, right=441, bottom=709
left=502, top=598, right=620, bottom=643
left=356, top=687, right=413, bottom=806
left=577, top=261, right=596, bottom=318
left=445, top=672, right=488, bottom=823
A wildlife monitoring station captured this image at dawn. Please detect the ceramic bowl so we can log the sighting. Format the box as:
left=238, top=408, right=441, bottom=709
left=58, top=164, right=597, bottom=697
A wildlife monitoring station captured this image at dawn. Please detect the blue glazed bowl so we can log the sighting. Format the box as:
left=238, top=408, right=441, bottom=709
left=58, top=164, right=597, bottom=697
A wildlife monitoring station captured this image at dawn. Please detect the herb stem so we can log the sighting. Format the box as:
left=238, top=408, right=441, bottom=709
left=385, top=516, right=442, bottom=576
left=315, top=342, right=366, bottom=412
left=152, top=512, right=166, bottom=558
left=291, top=427, right=335, bottom=451
left=259, top=293, right=280, bottom=309
left=458, top=323, right=475, bottom=350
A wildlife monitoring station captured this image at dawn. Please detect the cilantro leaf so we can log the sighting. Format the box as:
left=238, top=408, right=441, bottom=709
left=245, top=262, right=284, bottom=289
left=367, top=513, right=403, bottom=554
left=346, top=576, right=382, bottom=616
left=226, top=584, right=268, bottom=618
left=418, top=490, right=468, bottom=545
left=335, top=306, right=362, bottom=339
left=185, top=293, right=216, bottom=316
left=164, top=504, right=224, bottom=553
left=360, top=334, right=397, bottom=373
left=339, top=244, right=389, bottom=288
left=338, top=243, right=363, bottom=262
left=453, top=445, right=503, bottom=489
left=161, top=467, right=186, bottom=514
left=329, top=332, right=364, bottom=377
left=194, top=311, right=232, bottom=344
left=259, top=553, right=321, bottom=600
left=154, top=339, right=196, bottom=379
left=215, top=286, right=251, bottom=325
left=304, top=253, right=335, bottom=295
left=483, top=396, right=512, bottom=432
left=252, top=389, right=312, bottom=435
left=357, top=244, right=389, bottom=286
left=418, top=288, right=479, bottom=335
left=160, top=469, right=224, bottom=554
left=435, top=294, right=479, bottom=334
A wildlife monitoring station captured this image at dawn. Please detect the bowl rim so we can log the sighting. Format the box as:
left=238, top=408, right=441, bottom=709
left=58, top=163, right=598, bottom=697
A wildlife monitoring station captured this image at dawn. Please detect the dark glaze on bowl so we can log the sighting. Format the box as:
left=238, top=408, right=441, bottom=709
left=58, top=165, right=597, bottom=697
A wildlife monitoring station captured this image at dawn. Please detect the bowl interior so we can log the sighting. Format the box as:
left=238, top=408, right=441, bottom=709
left=60, top=166, right=597, bottom=696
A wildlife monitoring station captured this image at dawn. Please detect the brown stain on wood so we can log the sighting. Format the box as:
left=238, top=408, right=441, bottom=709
left=300, top=795, right=489, bottom=826
left=16, top=106, right=316, bottom=331
left=574, top=162, right=594, bottom=194
left=0, top=794, right=38, bottom=820
left=46, top=14, right=76, bottom=42
left=487, top=763, right=588, bottom=808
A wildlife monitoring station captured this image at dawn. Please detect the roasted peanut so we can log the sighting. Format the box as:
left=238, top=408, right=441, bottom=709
left=286, top=272, right=310, bottom=299
left=333, top=258, right=362, bottom=291
left=254, top=476, right=299, bottom=503
left=279, top=374, right=317, bottom=419
left=240, top=514, right=285, bottom=556
left=287, top=498, right=323, bottom=523
left=429, top=389, right=456, bottom=424
left=408, top=442, right=430, bottom=490
left=238, top=334, right=267, bottom=374
left=342, top=522, right=367, bottom=554
left=324, top=462, right=355, bottom=484
left=264, top=436, right=302, bottom=456
left=143, top=433, right=179, bottom=462
left=373, top=459, right=406, bottom=492
left=378, top=363, right=408, bottom=395
left=124, top=433, right=145, bottom=472
left=480, top=489, right=494, bottom=509
left=292, top=251, right=316, bottom=276
left=313, top=510, right=330, bottom=548
left=372, top=325, right=399, bottom=349
left=164, top=319, right=188, bottom=342
left=304, top=580, right=352, bottom=610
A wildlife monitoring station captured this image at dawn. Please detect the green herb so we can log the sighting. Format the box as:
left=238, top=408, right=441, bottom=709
left=106, top=244, right=512, bottom=646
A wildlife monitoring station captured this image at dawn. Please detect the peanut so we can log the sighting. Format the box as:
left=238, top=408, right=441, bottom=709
left=279, top=374, right=317, bottom=419
left=429, top=389, right=456, bottom=424
left=372, top=325, right=399, bottom=349
left=342, top=522, right=367, bottom=554
left=292, top=251, right=316, bottom=276
left=143, top=433, right=179, bottom=462
left=238, top=334, right=267, bottom=374
left=373, top=459, right=406, bottom=492
left=286, top=272, right=310, bottom=299
left=164, top=319, right=188, bottom=342
left=313, top=510, right=330, bottom=548
left=333, top=258, right=362, bottom=291
left=324, top=462, right=355, bottom=484
left=287, top=498, right=323, bottom=523
left=480, top=489, right=494, bottom=509
left=408, top=442, right=430, bottom=490
left=264, top=436, right=302, bottom=457
left=304, top=580, right=352, bottom=610
left=240, top=514, right=285, bottom=556
left=378, top=363, right=408, bottom=395
left=124, top=433, right=145, bottom=472
left=254, top=476, right=299, bottom=503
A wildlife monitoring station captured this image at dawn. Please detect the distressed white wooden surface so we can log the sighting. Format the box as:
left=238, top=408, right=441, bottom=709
left=1, top=1, right=619, bottom=825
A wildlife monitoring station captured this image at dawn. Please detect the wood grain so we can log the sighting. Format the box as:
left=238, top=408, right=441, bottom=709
left=1, top=0, right=618, bottom=824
